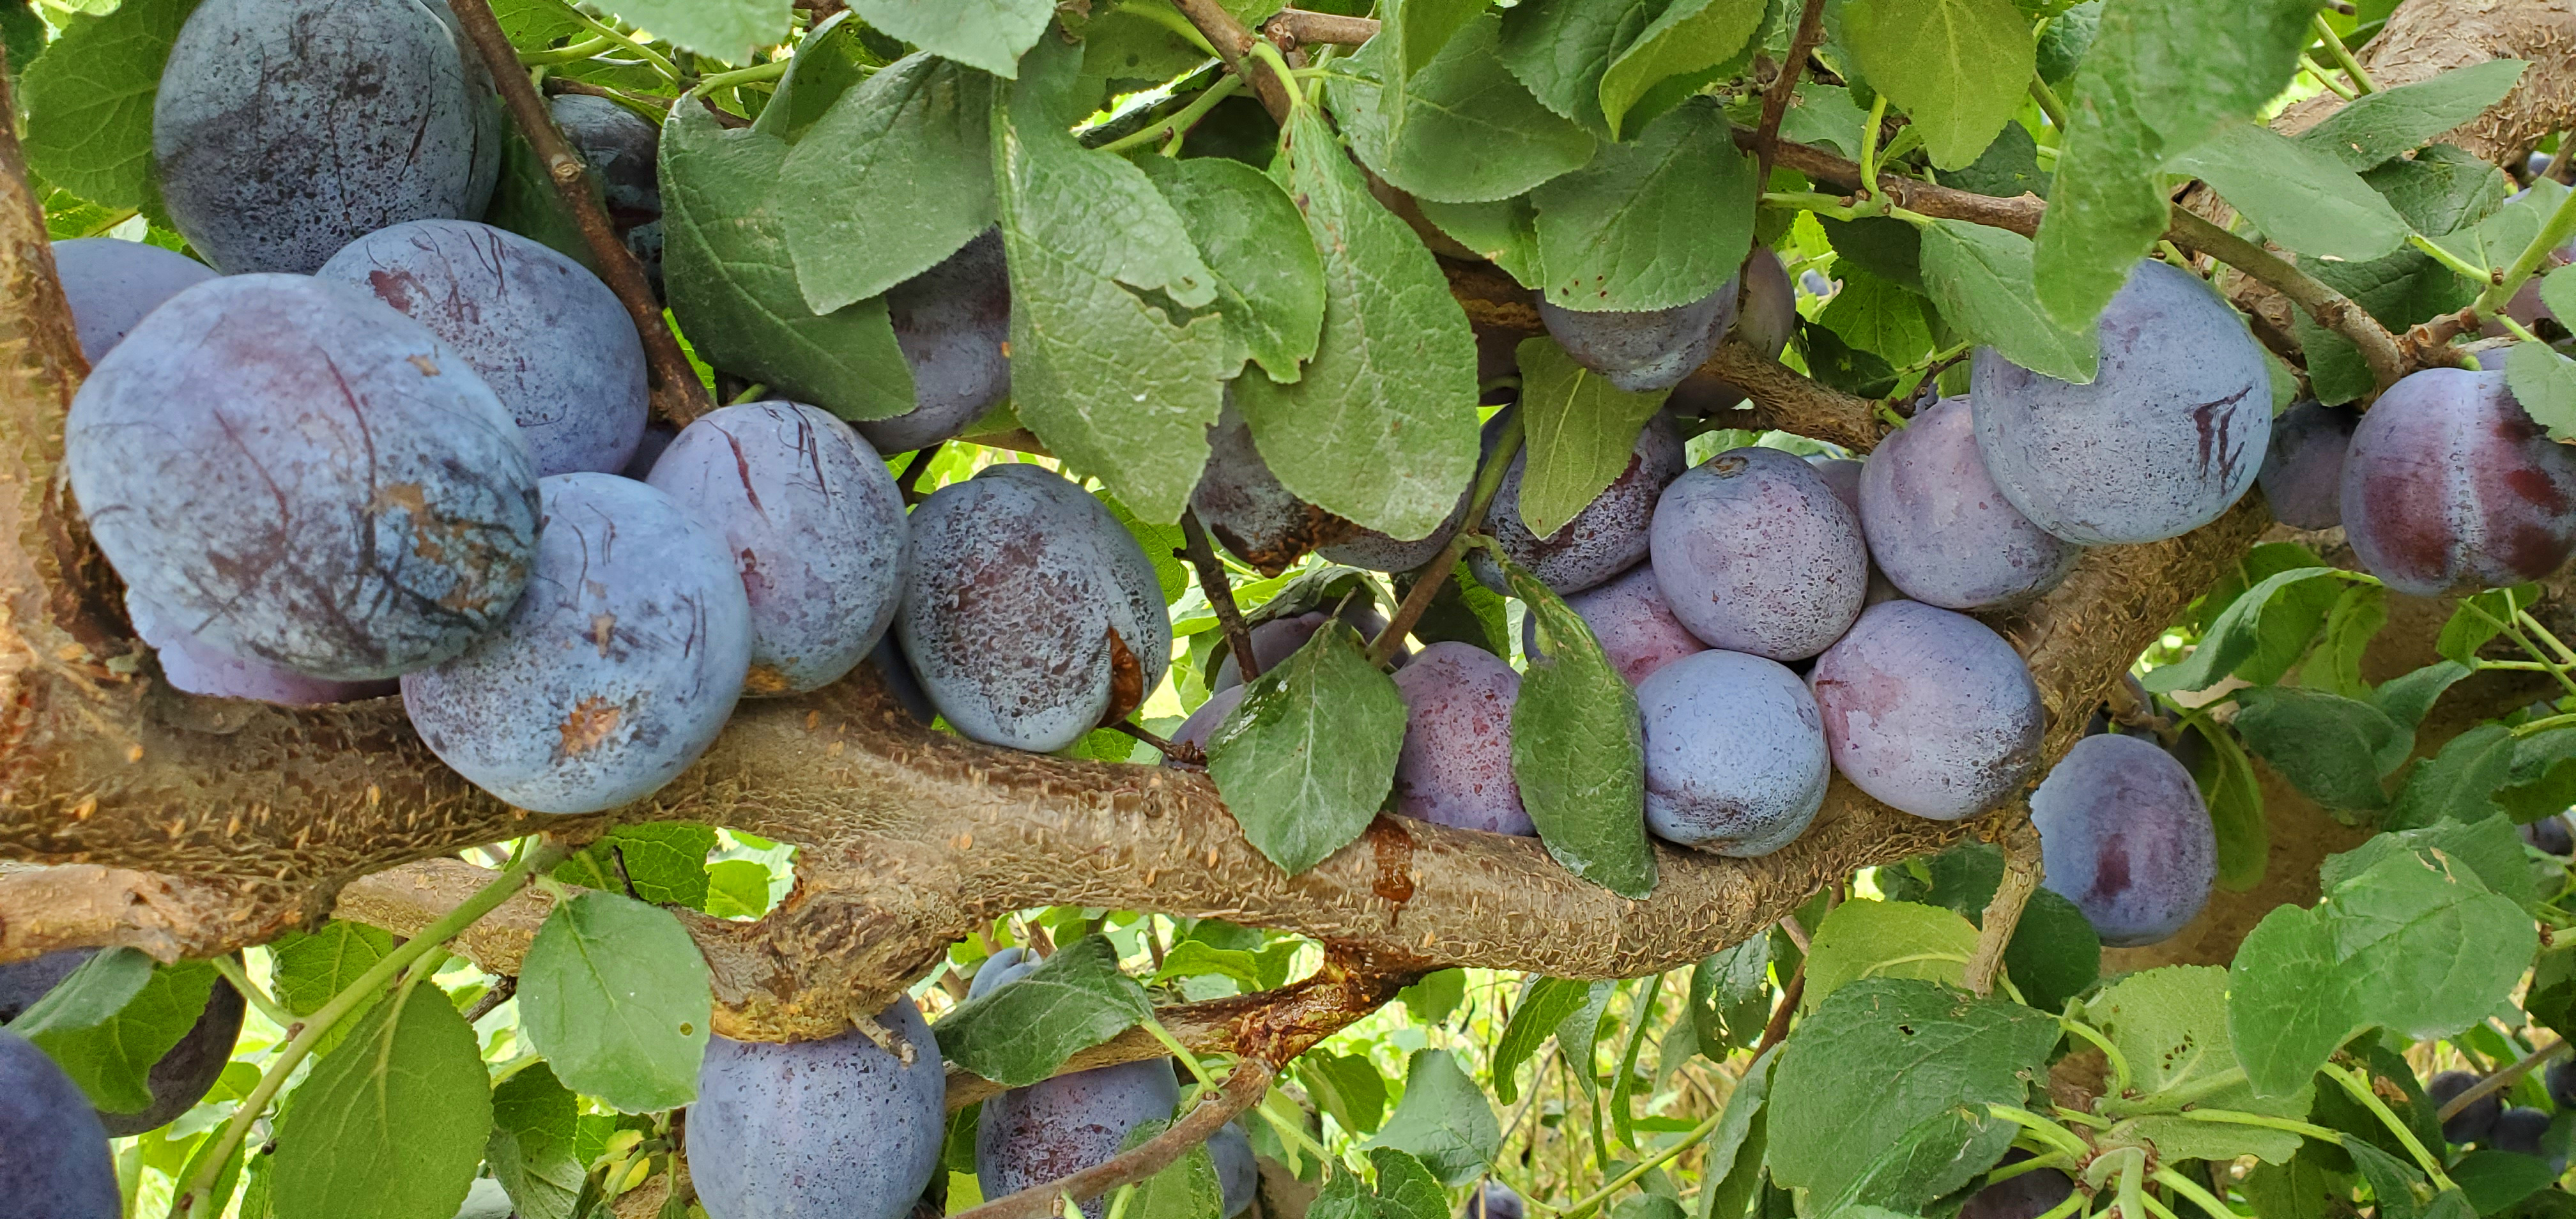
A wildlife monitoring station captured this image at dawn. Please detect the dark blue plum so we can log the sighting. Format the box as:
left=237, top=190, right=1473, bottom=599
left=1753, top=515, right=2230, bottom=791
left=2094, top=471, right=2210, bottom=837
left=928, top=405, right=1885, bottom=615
left=648, top=401, right=909, bottom=694
left=862, top=229, right=1013, bottom=454
left=1649, top=447, right=1868, bottom=661
left=1390, top=642, right=1532, bottom=836
left=1209, top=1121, right=1256, bottom=1218
left=1669, top=247, right=1797, bottom=417
left=2492, top=1107, right=2558, bottom=1166
left=898, top=465, right=1170, bottom=753
left=1859, top=397, right=2080, bottom=611
left=2546, top=1057, right=2576, bottom=1109
left=155, top=0, right=498, bottom=273
left=969, top=947, right=1041, bottom=1000
left=66, top=274, right=539, bottom=680
left=0, top=1031, right=119, bottom=1219
left=50, top=238, right=216, bottom=364
left=1, top=950, right=250, bottom=1136
left=1637, top=649, right=1828, bottom=857
left=2430, top=1070, right=2501, bottom=1145
left=1167, top=685, right=1246, bottom=759
left=2526, top=813, right=2575, bottom=857
left=1538, top=277, right=1739, bottom=394
left=1540, top=563, right=1704, bottom=687
left=401, top=474, right=751, bottom=814
left=549, top=94, right=663, bottom=291
left=1463, top=1181, right=1525, bottom=1219
left=689, top=999, right=946, bottom=1219
left=1211, top=604, right=1393, bottom=693
left=1809, top=601, right=2043, bottom=821
left=2032, top=732, right=2216, bottom=947
left=128, top=590, right=394, bottom=705
left=870, top=637, right=937, bottom=724
left=1473, top=414, right=1685, bottom=595
left=1959, top=1150, right=2074, bottom=1219
left=977, top=1059, right=1180, bottom=1217
left=2257, top=401, right=2355, bottom=530
left=1191, top=397, right=1355, bottom=576
left=319, top=218, right=647, bottom=477
left=2341, top=367, right=2576, bottom=597
left=1971, top=259, right=2269, bottom=545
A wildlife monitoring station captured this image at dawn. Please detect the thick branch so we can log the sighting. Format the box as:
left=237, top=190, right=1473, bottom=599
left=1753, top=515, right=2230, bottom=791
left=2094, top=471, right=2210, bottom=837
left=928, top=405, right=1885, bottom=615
left=956, top=1059, right=1276, bottom=1219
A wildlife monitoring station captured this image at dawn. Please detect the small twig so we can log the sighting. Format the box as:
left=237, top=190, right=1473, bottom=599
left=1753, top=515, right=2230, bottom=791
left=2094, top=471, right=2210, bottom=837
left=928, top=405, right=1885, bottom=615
left=898, top=444, right=942, bottom=506
left=1776, top=914, right=1811, bottom=953
left=1261, top=8, right=1378, bottom=50
left=1965, top=814, right=2041, bottom=997
left=207, top=955, right=295, bottom=1031
left=1111, top=719, right=1181, bottom=757
left=446, top=0, right=716, bottom=428
left=2435, top=1039, right=2570, bottom=1121
left=951, top=1059, right=1276, bottom=1219
left=462, top=974, right=518, bottom=1023
left=1179, top=510, right=1262, bottom=687
left=1170, top=0, right=1291, bottom=123
left=1370, top=413, right=1526, bottom=668
left=2165, top=210, right=2406, bottom=390
left=1752, top=0, right=1832, bottom=185
left=1753, top=962, right=1806, bottom=1055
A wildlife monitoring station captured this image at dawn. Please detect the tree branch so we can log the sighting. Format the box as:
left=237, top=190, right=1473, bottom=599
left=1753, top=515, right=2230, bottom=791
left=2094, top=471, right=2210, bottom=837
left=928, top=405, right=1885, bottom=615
left=1260, top=9, right=1377, bottom=52
left=955, top=1059, right=1277, bottom=1219
left=1754, top=0, right=1833, bottom=185
left=1963, top=813, right=2040, bottom=997
left=1171, top=0, right=1292, bottom=123
left=1181, top=510, right=1262, bottom=687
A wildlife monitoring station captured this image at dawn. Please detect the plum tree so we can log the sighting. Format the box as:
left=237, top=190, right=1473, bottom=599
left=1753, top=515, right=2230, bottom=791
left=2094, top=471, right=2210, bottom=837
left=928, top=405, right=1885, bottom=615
left=1209, top=1121, right=1257, bottom=1217
left=1210, top=604, right=1393, bottom=693
left=1859, top=397, right=2082, bottom=611
left=2030, top=733, right=2216, bottom=947
left=1635, top=649, right=1829, bottom=856
left=689, top=999, right=946, bottom=1219
left=401, top=473, right=752, bottom=814
left=0, top=952, right=247, bottom=1137
left=47, top=238, right=216, bottom=364
left=1958, top=1151, right=2074, bottom=1219
left=0, top=1031, right=119, bottom=1219
left=548, top=94, right=663, bottom=291
left=1537, top=277, right=1738, bottom=394
left=125, top=590, right=395, bottom=705
left=66, top=274, right=539, bottom=680
left=1669, top=249, right=1797, bottom=417
left=2341, top=367, right=2576, bottom=596
left=864, top=230, right=1013, bottom=455
left=1808, top=601, right=2043, bottom=820
left=1473, top=415, right=1685, bottom=595
left=1390, top=642, right=1533, bottom=836
left=977, top=1059, right=1181, bottom=1218
left=898, top=464, right=1172, bottom=752
left=647, top=401, right=909, bottom=694
left=1191, top=399, right=1359, bottom=575
left=1650, top=447, right=1868, bottom=661
left=2430, top=1070, right=2501, bottom=1144
left=2257, top=401, right=2356, bottom=531
left=154, top=0, right=497, bottom=273
left=1543, top=563, right=1706, bottom=686
left=318, top=218, right=648, bottom=477
left=1971, top=259, right=2270, bottom=544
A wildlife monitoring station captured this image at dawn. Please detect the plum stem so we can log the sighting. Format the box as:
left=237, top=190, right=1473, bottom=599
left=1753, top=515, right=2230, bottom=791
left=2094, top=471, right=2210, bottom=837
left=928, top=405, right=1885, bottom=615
left=2481, top=175, right=2576, bottom=319
left=1179, top=509, right=1263, bottom=686
left=1170, top=0, right=1294, bottom=122
left=2407, top=233, right=2494, bottom=287
left=2312, top=13, right=2380, bottom=94
left=2057, top=1015, right=2133, bottom=1098
left=531, top=0, right=678, bottom=84
left=1551, top=1103, right=1727, bottom=1219
left=1988, top=1105, right=2092, bottom=1159
left=1965, top=814, right=2041, bottom=997
left=1856, top=93, right=1890, bottom=201
left=2028, top=73, right=2070, bottom=130
left=1092, top=75, right=1246, bottom=157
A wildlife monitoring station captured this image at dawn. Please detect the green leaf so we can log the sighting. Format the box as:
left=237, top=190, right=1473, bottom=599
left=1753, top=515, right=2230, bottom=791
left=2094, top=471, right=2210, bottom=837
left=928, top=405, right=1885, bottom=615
left=1235, top=105, right=1482, bottom=540
left=20, top=0, right=197, bottom=213
left=2438, top=585, right=2544, bottom=666
left=2361, top=144, right=2513, bottom=238
left=2506, top=342, right=2576, bottom=442
left=1492, top=977, right=1596, bottom=1105
left=1696, top=1046, right=1777, bottom=1219
left=1600, top=0, right=1767, bottom=140
left=1390, top=0, right=1487, bottom=77
left=5, top=947, right=153, bottom=1037
left=2375, top=661, right=2473, bottom=730
left=848, top=0, right=1052, bottom=76
left=2089, top=966, right=2311, bottom=1162
left=2386, top=724, right=2517, bottom=832
left=1933, top=121, right=2051, bottom=199
left=1690, top=937, right=1773, bottom=1059
left=2310, top=581, right=2388, bottom=700
left=2003, top=889, right=2101, bottom=1013
left=553, top=822, right=719, bottom=910
left=2032, top=0, right=2313, bottom=325
left=1508, top=561, right=1657, bottom=899
left=1768, top=979, right=2058, bottom=1210
left=518, top=892, right=712, bottom=1113
left=703, top=859, right=775, bottom=919
left=1917, top=219, right=2099, bottom=383
left=661, top=106, right=918, bottom=422
left=1552, top=979, right=1618, bottom=1094
left=1120, top=1119, right=1225, bottom=1219
left=1780, top=82, right=1873, bottom=158
left=25, top=958, right=217, bottom=1116
left=1367, top=1048, right=1500, bottom=1186
left=1334, top=20, right=1598, bottom=205
left=2184, top=719, right=2270, bottom=891
left=1816, top=268, right=1934, bottom=365
left=2172, top=124, right=2411, bottom=263
left=2544, top=267, right=2576, bottom=326
left=780, top=51, right=999, bottom=314
left=2233, top=685, right=2407, bottom=813
left=268, top=923, right=397, bottom=1017
left=1530, top=103, right=1758, bottom=312
left=933, top=935, right=1154, bottom=1087
left=2142, top=567, right=2345, bottom=694
left=1514, top=338, right=1671, bottom=537
left=2322, top=813, right=2536, bottom=912
left=1368, top=1148, right=1451, bottom=1219
left=2291, top=245, right=2479, bottom=406
left=2296, top=59, right=2530, bottom=171
left=270, top=983, right=493, bottom=1219
left=994, top=45, right=1229, bottom=525
left=1399, top=969, right=1467, bottom=1023
left=592, top=0, right=788, bottom=63
left=1841, top=0, right=2034, bottom=170
left=486, top=1064, right=585, bottom=1219
left=1300, top=1050, right=1390, bottom=1136
left=1206, top=621, right=1409, bottom=875
left=1135, top=155, right=1328, bottom=383
left=1494, top=0, right=1635, bottom=135
left=2452, top=1151, right=2557, bottom=1216
left=1800, top=900, right=1977, bottom=1009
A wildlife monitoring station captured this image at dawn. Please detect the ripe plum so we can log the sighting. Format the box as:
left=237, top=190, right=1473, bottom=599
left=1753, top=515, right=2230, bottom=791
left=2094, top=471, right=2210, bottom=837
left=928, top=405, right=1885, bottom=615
left=1650, top=447, right=1868, bottom=661
left=1859, top=397, right=2080, bottom=611
left=689, top=999, right=946, bottom=1219
left=2030, top=732, right=2217, bottom=947
left=1390, top=642, right=1533, bottom=836
left=0, top=949, right=248, bottom=1137
left=549, top=94, right=663, bottom=291
left=1540, top=564, right=1705, bottom=687
left=1668, top=248, right=1797, bottom=417
left=863, top=230, right=1013, bottom=454
left=1958, top=1151, right=2074, bottom=1219
left=1168, top=685, right=1246, bottom=758
left=1210, top=1122, right=1256, bottom=1218
left=0, top=1031, right=119, bottom=1219
left=49, top=238, right=216, bottom=364
left=1637, top=649, right=1829, bottom=856
left=1464, top=1182, right=1526, bottom=1219
left=2493, top=1107, right=2557, bottom=1165
left=2429, top=1070, right=2501, bottom=1144
left=969, top=947, right=1040, bottom=1000
left=1472, top=415, right=1685, bottom=595
left=1538, top=277, right=1738, bottom=394
left=2340, top=367, right=2576, bottom=596
left=1191, top=398, right=1356, bottom=575
left=1808, top=601, right=2043, bottom=820
left=1211, top=604, right=1392, bottom=693
left=977, top=1059, right=1180, bottom=1218
left=2258, top=401, right=2356, bottom=531
left=128, top=590, right=394, bottom=704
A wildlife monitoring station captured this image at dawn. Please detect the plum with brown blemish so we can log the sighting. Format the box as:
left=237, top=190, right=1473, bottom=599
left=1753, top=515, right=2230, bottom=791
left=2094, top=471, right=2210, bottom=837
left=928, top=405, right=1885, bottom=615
left=1859, top=396, right=2081, bottom=612
left=2340, top=367, right=2576, bottom=597
left=66, top=274, right=539, bottom=680
left=897, top=465, right=1170, bottom=753
left=2031, top=732, right=2216, bottom=947
left=2258, top=399, right=2356, bottom=531
left=1809, top=600, right=2043, bottom=821
left=1190, top=395, right=1358, bottom=576
left=1390, top=642, right=1533, bottom=836
left=1971, top=259, right=2269, bottom=544
left=861, top=229, right=1013, bottom=455
left=1638, top=648, right=1828, bottom=857
left=319, top=219, right=647, bottom=477
left=1650, top=446, right=1868, bottom=661
left=401, top=473, right=751, bottom=814
left=1471, top=413, right=1685, bottom=595
left=691, top=999, right=946, bottom=1219
left=49, top=238, right=217, bottom=364
left=155, top=0, right=498, bottom=274
left=647, top=401, right=908, bottom=695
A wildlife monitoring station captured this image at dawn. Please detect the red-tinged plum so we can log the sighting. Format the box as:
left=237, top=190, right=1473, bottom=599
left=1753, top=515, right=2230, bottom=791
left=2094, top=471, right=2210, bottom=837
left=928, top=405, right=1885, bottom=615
left=1540, top=564, right=1705, bottom=687
left=155, top=0, right=498, bottom=273
left=1970, top=259, right=2269, bottom=545
left=319, top=218, right=647, bottom=477
left=1859, top=397, right=2081, bottom=611
left=0, top=951, right=248, bottom=1137
left=1464, top=1181, right=1526, bottom=1219
left=66, top=275, right=539, bottom=680
left=1390, top=642, right=1533, bottom=836
left=2258, top=400, right=2356, bottom=530
left=1211, top=605, right=1393, bottom=693
left=1210, top=1122, right=1256, bottom=1218
left=1472, top=415, right=1685, bottom=595
left=50, top=238, right=217, bottom=364
left=549, top=94, right=663, bottom=291
left=1191, top=398, right=1357, bottom=576
left=1668, top=248, right=1797, bottom=417
left=1649, top=447, right=1868, bottom=661
left=977, top=1059, right=1181, bottom=1218
left=2030, top=733, right=2217, bottom=947
left=2340, top=367, right=2576, bottom=596
left=401, top=474, right=751, bottom=814
left=1958, top=1151, right=2074, bottom=1219
left=1538, top=277, right=1739, bottom=394
left=129, top=590, right=394, bottom=705
left=862, top=230, right=1012, bottom=454
left=898, top=465, right=1171, bottom=753
left=0, top=1031, right=119, bottom=1219
left=691, top=999, right=946, bottom=1219
left=2429, top=1070, right=2501, bottom=1144
left=1167, top=685, right=1246, bottom=758
left=1809, top=601, right=2044, bottom=820
left=648, top=401, right=908, bottom=694
left=1637, top=649, right=1829, bottom=856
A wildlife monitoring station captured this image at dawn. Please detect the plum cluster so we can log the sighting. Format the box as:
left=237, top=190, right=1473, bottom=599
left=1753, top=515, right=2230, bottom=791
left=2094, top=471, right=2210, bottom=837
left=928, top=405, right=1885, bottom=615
left=2423, top=1064, right=2573, bottom=1170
